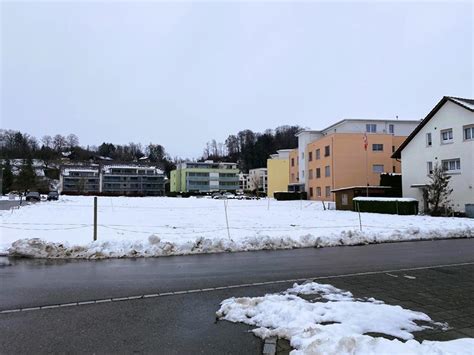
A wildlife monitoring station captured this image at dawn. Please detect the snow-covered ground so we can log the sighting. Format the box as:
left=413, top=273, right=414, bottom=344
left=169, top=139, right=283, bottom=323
left=217, top=282, right=474, bottom=354
left=0, top=196, right=472, bottom=258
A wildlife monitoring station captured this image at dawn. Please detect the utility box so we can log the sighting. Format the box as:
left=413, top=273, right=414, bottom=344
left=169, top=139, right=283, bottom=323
left=466, top=204, right=474, bottom=218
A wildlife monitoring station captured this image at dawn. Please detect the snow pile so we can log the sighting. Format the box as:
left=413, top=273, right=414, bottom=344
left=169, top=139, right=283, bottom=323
left=1, top=196, right=473, bottom=258
left=217, top=282, right=474, bottom=355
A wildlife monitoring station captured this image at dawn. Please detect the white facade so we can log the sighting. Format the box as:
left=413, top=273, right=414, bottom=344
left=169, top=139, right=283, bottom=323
left=400, top=99, right=474, bottom=213
left=295, top=131, right=323, bottom=190
left=248, top=168, right=268, bottom=193
left=322, top=119, right=419, bottom=136
left=238, top=173, right=250, bottom=192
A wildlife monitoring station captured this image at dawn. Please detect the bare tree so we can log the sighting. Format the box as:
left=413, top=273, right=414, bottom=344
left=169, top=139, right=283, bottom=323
left=66, top=134, right=79, bottom=148
left=42, top=135, right=53, bottom=148
left=53, top=134, right=67, bottom=152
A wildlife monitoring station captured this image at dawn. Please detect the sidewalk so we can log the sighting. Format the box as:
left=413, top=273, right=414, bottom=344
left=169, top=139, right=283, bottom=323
left=276, top=263, right=474, bottom=354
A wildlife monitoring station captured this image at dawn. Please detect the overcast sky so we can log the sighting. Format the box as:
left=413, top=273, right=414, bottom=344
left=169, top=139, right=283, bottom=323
left=1, top=1, right=472, bottom=158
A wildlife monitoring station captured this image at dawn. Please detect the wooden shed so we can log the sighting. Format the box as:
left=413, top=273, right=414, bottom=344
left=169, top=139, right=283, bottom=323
left=331, top=186, right=393, bottom=211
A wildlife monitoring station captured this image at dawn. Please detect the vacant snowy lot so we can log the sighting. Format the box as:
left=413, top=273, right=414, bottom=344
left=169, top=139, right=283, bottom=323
left=1, top=196, right=473, bottom=258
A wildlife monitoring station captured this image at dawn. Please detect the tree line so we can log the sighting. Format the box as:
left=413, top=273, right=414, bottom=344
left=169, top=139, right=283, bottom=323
left=1, top=125, right=302, bottom=193
left=201, top=125, right=302, bottom=172
left=0, top=129, right=176, bottom=193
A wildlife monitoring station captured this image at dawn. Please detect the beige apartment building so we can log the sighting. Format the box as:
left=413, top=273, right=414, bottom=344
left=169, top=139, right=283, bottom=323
left=295, top=119, right=420, bottom=201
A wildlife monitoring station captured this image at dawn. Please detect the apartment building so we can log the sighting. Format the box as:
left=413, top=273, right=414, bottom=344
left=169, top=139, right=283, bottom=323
left=393, top=96, right=474, bottom=213
left=267, top=149, right=292, bottom=198
left=170, top=161, right=239, bottom=193
left=60, top=164, right=165, bottom=196
left=248, top=168, right=268, bottom=194
left=238, top=173, right=250, bottom=192
left=288, top=148, right=302, bottom=192
left=101, top=165, right=165, bottom=196
left=297, top=119, right=420, bottom=201
left=60, top=166, right=100, bottom=194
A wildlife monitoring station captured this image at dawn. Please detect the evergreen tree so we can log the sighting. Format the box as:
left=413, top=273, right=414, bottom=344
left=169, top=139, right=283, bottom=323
left=2, top=160, right=14, bottom=194
left=426, top=163, right=453, bottom=216
left=16, top=158, right=36, bottom=192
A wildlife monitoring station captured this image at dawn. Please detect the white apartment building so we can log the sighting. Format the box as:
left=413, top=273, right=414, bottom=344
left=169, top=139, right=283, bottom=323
left=393, top=96, right=474, bottom=213
left=248, top=168, right=268, bottom=193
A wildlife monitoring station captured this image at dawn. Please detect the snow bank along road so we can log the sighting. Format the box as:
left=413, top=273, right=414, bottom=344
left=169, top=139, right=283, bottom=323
left=1, top=196, right=473, bottom=258
left=1, top=239, right=473, bottom=354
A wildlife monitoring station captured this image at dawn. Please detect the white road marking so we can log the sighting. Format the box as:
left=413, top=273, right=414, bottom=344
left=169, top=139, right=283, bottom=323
left=1, top=261, right=473, bottom=315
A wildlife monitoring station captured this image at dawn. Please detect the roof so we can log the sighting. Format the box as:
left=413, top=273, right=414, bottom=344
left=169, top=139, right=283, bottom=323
left=392, top=96, right=474, bottom=159
left=353, top=197, right=418, bottom=202
left=331, top=186, right=392, bottom=192
left=322, top=118, right=420, bottom=134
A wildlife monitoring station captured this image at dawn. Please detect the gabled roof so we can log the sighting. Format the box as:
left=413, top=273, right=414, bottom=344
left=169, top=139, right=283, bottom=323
left=392, top=96, right=474, bottom=159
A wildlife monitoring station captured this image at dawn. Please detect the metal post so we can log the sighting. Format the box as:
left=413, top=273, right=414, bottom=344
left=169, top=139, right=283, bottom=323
left=223, top=199, right=231, bottom=239
left=357, top=202, right=362, bottom=232
left=93, top=196, right=98, bottom=241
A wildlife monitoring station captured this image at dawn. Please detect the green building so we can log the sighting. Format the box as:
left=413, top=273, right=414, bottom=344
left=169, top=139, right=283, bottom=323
left=170, top=161, right=239, bottom=193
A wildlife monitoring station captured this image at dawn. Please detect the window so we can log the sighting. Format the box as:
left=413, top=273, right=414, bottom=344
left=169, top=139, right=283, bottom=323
left=442, top=159, right=461, bottom=173
left=392, top=166, right=396, bottom=173
left=324, top=145, right=330, bottom=157
left=366, top=124, right=377, bottom=133
left=464, top=125, right=474, bottom=141
left=309, top=187, right=314, bottom=197
left=392, top=145, right=395, bottom=153
left=316, top=168, right=321, bottom=179
left=301, top=170, right=305, bottom=178
left=316, top=187, right=321, bottom=197
left=301, top=152, right=304, bottom=160
left=441, top=129, right=453, bottom=144
left=427, top=161, right=433, bottom=175
left=389, top=124, right=394, bottom=134
left=372, top=164, right=384, bottom=173
left=325, top=186, right=331, bottom=197
left=342, top=193, right=348, bottom=206
left=309, top=169, right=313, bottom=179
left=308, top=151, right=313, bottom=161
left=291, top=158, right=295, bottom=167
left=325, top=165, right=330, bottom=177
left=426, top=133, right=432, bottom=147
left=372, top=144, right=383, bottom=152
left=316, top=149, right=320, bottom=160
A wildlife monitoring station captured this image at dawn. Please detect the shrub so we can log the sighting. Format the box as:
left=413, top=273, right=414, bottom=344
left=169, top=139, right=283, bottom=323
left=274, top=191, right=307, bottom=201
left=354, top=199, right=418, bottom=215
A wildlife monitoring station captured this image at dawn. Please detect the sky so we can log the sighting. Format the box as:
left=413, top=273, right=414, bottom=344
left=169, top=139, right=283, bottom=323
left=1, top=1, right=473, bottom=159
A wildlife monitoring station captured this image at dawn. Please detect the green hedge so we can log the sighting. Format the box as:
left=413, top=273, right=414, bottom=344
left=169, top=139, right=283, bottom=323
left=274, top=191, right=307, bottom=201
left=354, top=199, right=418, bottom=215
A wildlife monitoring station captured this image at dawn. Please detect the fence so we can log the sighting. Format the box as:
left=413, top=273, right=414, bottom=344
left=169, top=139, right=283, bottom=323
left=0, top=196, right=429, bottom=245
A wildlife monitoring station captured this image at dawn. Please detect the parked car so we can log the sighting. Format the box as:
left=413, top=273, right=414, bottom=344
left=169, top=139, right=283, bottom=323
left=47, top=191, right=59, bottom=201
left=212, top=192, right=222, bottom=199
left=25, top=191, right=41, bottom=202
left=223, top=192, right=236, bottom=199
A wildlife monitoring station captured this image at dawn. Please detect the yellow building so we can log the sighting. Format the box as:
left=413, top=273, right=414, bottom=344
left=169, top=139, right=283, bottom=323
left=267, top=149, right=292, bottom=198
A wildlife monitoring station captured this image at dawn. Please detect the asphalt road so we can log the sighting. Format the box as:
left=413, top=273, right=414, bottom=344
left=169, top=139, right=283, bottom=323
left=1, top=238, right=473, bottom=353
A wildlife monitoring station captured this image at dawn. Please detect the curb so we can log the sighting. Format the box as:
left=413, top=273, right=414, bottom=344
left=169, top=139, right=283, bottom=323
left=262, top=337, right=276, bottom=355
